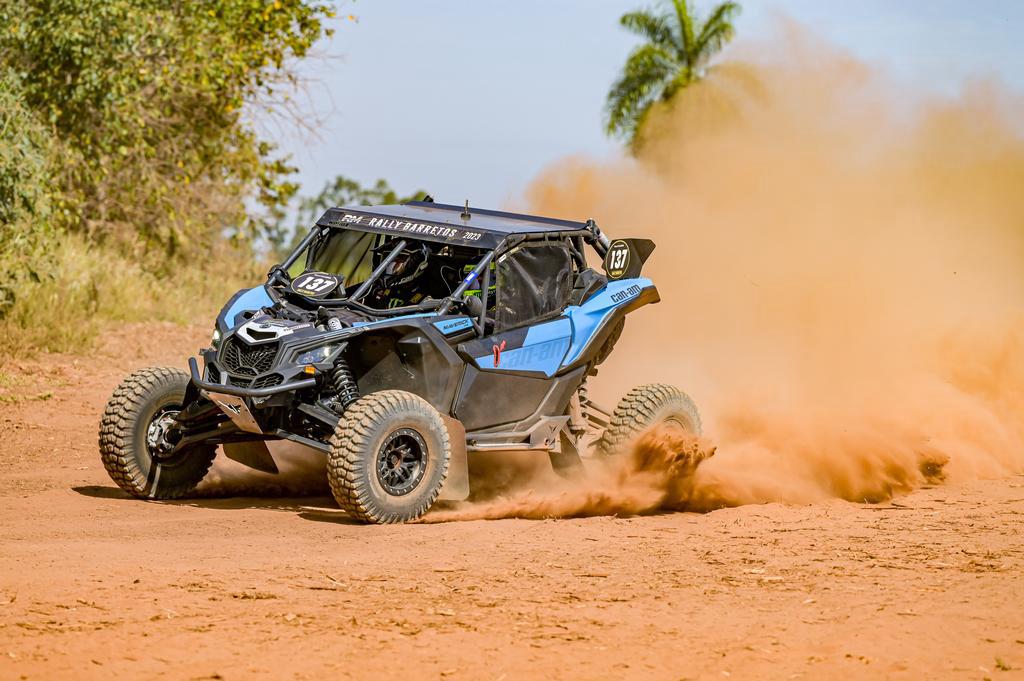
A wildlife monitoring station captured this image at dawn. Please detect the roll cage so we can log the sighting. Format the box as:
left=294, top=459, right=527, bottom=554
left=267, top=202, right=614, bottom=334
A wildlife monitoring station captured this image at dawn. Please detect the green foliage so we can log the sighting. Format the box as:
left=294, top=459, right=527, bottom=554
left=0, top=72, right=50, bottom=228
left=0, top=0, right=340, bottom=355
left=0, top=68, right=56, bottom=318
left=277, top=176, right=429, bottom=253
left=0, top=0, right=335, bottom=263
left=605, top=0, right=741, bottom=149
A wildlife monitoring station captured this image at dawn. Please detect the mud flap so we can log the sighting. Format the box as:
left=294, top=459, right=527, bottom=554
left=223, top=440, right=326, bottom=477
left=438, top=415, right=470, bottom=501
left=549, top=430, right=585, bottom=478
left=224, top=441, right=279, bottom=474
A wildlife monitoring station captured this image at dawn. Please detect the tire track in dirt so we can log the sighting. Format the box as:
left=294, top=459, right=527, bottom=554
left=2, top=322, right=1023, bottom=679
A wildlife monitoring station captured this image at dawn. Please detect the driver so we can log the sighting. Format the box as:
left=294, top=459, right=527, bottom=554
left=366, top=243, right=430, bottom=309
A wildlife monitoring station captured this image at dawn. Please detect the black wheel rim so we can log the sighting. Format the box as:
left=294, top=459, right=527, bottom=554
left=146, top=405, right=183, bottom=461
left=375, top=428, right=427, bottom=496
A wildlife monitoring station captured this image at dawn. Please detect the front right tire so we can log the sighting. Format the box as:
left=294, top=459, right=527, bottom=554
left=98, top=367, right=216, bottom=499
left=327, top=390, right=450, bottom=524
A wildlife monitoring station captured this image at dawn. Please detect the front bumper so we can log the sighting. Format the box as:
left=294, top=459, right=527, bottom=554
left=188, top=357, right=317, bottom=398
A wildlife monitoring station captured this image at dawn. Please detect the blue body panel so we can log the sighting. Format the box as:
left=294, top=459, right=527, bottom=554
left=214, top=277, right=654, bottom=377
left=561, top=277, right=654, bottom=366
left=473, top=317, right=572, bottom=377
left=218, top=286, right=274, bottom=331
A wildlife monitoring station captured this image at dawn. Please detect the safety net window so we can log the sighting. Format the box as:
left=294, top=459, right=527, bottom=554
left=493, top=241, right=573, bottom=331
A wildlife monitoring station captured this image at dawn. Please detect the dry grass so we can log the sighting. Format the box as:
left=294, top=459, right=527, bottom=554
left=0, top=233, right=264, bottom=359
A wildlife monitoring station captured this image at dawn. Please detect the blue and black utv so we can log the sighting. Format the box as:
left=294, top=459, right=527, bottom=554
left=99, top=201, right=701, bottom=523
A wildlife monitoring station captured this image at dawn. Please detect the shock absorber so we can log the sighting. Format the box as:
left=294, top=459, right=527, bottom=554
left=569, top=380, right=588, bottom=437
left=330, top=356, right=360, bottom=410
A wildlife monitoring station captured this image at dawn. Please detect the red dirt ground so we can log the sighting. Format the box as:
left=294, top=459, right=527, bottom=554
left=1, top=323, right=1023, bottom=680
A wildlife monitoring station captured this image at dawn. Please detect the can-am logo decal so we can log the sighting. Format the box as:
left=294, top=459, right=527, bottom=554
left=482, top=337, right=570, bottom=372
left=610, top=284, right=642, bottom=304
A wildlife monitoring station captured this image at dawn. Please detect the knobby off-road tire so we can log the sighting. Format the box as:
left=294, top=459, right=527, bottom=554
left=98, top=367, right=216, bottom=499
left=596, top=383, right=702, bottom=457
left=327, top=390, right=450, bottom=524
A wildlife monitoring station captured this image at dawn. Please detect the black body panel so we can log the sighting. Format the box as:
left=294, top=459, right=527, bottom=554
left=454, top=368, right=550, bottom=430
left=348, top=322, right=465, bottom=415
left=454, top=365, right=585, bottom=432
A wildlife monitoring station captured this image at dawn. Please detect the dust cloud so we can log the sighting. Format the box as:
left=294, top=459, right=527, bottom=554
left=429, top=26, right=1024, bottom=521
left=424, top=425, right=715, bottom=522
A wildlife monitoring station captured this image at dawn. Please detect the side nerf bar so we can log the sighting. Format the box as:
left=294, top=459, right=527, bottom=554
left=187, top=357, right=318, bottom=398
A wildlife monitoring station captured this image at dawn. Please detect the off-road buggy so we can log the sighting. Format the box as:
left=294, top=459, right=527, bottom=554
left=99, top=201, right=702, bottom=523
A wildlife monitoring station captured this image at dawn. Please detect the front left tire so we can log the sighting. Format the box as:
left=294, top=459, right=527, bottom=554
left=98, top=367, right=216, bottom=499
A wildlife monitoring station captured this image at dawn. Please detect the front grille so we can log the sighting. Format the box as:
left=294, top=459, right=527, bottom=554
left=221, top=337, right=278, bottom=377
left=251, top=374, right=282, bottom=389
left=225, top=373, right=280, bottom=389
left=205, top=363, right=221, bottom=383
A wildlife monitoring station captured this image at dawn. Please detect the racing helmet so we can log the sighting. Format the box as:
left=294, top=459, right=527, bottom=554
left=384, top=243, right=429, bottom=287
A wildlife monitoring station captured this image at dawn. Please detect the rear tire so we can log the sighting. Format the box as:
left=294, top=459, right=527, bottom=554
left=596, top=383, right=702, bottom=457
left=98, top=367, right=216, bottom=499
left=327, top=390, right=450, bottom=524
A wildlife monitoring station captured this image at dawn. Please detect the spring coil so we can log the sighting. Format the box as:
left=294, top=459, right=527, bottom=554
left=331, top=357, right=360, bottom=408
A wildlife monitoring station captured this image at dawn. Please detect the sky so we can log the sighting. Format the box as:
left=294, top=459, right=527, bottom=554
left=266, top=0, right=1024, bottom=209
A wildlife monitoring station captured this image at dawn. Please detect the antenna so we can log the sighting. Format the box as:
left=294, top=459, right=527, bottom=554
left=461, top=199, right=471, bottom=220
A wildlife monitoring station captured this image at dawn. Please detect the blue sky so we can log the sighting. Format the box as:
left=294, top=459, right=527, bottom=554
left=268, top=0, right=1024, bottom=208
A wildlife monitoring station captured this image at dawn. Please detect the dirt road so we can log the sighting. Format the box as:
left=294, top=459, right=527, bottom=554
left=1, top=323, right=1022, bottom=680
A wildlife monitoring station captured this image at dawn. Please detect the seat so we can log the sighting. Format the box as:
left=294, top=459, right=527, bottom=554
left=569, top=268, right=607, bottom=306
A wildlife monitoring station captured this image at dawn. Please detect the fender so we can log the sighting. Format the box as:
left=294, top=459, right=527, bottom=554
left=558, top=277, right=660, bottom=372
left=215, top=285, right=273, bottom=333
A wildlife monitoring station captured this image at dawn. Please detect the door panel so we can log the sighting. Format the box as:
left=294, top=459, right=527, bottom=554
left=457, top=317, right=571, bottom=378
left=453, top=367, right=555, bottom=431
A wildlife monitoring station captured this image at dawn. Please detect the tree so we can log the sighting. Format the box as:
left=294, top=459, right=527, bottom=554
left=605, top=0, right=740, bottom=149
left=0, top=0, right=336, bottom=266
left=0, top=68, right=55, bottom=317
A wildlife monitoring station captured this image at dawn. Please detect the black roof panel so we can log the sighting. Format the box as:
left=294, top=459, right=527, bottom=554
left=316, top=201, right=589, bottom=248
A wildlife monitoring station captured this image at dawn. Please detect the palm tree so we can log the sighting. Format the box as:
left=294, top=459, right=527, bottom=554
left=605, top=0, right=741, bottom=149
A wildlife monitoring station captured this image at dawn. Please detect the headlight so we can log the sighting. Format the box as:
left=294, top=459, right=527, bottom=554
left=297, top=344, right=339, bottom=365
left=211, top=328, right=222, bottom=348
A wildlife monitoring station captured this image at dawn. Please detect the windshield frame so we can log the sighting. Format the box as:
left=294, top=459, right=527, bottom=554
left=270, top=225, right=499, bottom=318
